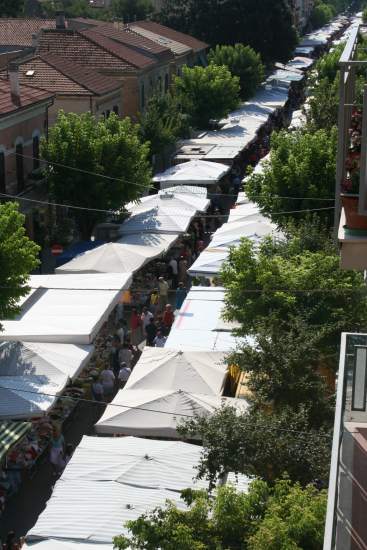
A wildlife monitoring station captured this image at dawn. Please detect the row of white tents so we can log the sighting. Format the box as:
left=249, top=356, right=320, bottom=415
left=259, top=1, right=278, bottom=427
left=21, top=15, right=354, bottom=550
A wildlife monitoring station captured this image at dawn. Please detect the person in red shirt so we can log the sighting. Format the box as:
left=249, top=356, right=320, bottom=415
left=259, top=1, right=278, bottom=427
left=162, top=304, right=175, bottom=335
left=130, top=308, right=142, bottom=345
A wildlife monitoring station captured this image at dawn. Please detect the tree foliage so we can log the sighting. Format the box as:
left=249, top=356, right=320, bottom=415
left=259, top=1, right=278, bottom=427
left=41, top=111, right=151, bottom=238
left=174, top=64, right=240, bottom=129
left=138, top=93, right=189, bottom=159
left=245, top=128, right=338, bottom=226
left=158, top=0, right=297, bottom=63
left=208, top=44, right=264, bottom=101
left=310, top=1, right=334, bottom=29
left=0, top=202, right=40, bottom=328
left=220, top=236, right=367, bottom=355
left=0, top=0, right=24, bottom=15
left=114, top=480, right=327, bottom=550
left=110, top=0, right=153, bottom=20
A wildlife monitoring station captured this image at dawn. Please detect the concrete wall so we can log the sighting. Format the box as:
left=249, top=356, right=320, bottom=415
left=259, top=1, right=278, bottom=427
left=48, top=90, right=123, bottom=125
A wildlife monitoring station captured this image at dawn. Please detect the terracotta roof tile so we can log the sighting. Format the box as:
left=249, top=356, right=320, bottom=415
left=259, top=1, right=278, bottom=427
left=92, top=22, right=173, bottom=58
left=0, top=77, right=53, bottom=116
left=80, top=28, right=157, bottom=69
left=37, top=29, right=135, bottom=72
left=0, top=18, right=60, bottom=47
left=133, top=21, right=208, bottom=53
left=3, top=55, right=121, bottom=96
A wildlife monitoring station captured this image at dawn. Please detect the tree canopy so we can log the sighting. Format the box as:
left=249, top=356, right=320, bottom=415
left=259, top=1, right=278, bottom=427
left=208, top=44, right=264, bottom=101
left=41, top=111, right=151, bottom=238
left=245, top=128, right=338, bottom=226
left=158, top=0, right=298, bottom=63
left=114, top=479, right=327, bottom=550
left=110, top=0, right=153, bottom=20
left=310, top=1, right=334, bottom=29
left=174, top=64, right=240, bottom=129
left=0, top=202, right=40, bottom=328
left=0, top=0, right=24, bottom=15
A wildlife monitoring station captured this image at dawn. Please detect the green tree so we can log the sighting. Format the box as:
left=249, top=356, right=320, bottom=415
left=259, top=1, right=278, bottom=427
left=310, top=1, right=334, bottom=29
left=159, top=0, right=298, bottom=63
left=174, top=64, right=240, bottom=129
left=208, top=44, right=264, bottom=101
left=363, top=6, right=367, bottom=22
left=138, top=93, right=189, bottom=160
left=245, top=128, right=338, bottom=226
left=111, top=0, right=153, bottom=20
left=0, top=202, right=40, bottom=327
left=220, top=236, right=367, bottom=356
left=41, top=112, right=151, bottom=238
left=114, top=480, right=327, bottom=550
left=179, top=406, right=332, bottom=486
left=0, top=0, right=24, bottom=15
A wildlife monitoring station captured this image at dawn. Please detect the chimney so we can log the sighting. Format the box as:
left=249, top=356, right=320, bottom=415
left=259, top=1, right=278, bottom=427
left=32, top=33, right=38, bottom=49
left=55, top=11, right=66, bottom=30
left=8, top=63, right=20, bottom=105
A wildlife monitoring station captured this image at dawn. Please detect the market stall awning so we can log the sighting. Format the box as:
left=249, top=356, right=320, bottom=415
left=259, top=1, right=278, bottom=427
left=187, top=247, right=229, bottom=277
left=159, top=185, right=207, bottom=197
left=26, top=436, right=250, bottom=546
left=56, top=233, right=179, bottom=275
left=127, top=190, right=210, bottom=214
left=0, top=420, right=31, bottom=462
left=0, top=274, right=132, bottom=345
left=210, top=220, right=281, bottom=249
left=227, top=202, right=265, bottom=224
left=119, top=206, right=194, bottom=235
left=153, top=160, right=230, bottom=186
left=95, top=389, right=249, bottom=438
left=0, top=341, right=93, bottom=419
left=125, top=348, right=228, bottom=395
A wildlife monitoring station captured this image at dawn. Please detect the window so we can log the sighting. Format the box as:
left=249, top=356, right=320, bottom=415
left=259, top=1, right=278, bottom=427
left=141, top=84, right=145, bottom=109
left=33, top=135, right=40, bottom=170
left=16, top=143, right=24, bottom=193
left=113, top=105, right=119, bottom=116
left=0, top=152, right=5, bottom=193
left=164, top=74, right=169, bottom=93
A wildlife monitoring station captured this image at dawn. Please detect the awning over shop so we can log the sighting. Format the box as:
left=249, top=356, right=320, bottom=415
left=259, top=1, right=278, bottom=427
left=0, top=420, right=31, bottom=462
left=0, top=274, right=132, bottom=344
left=119, top=206, right=195, bottom=235
left=95, top=389, right=248, bottom=438
left=0, top=341, right=93, bottom=419
left=153, top=160, right=230, bottom=187
left=127, top=190, right=210, bottom=215
left=125, top=348, right=228, bottom=395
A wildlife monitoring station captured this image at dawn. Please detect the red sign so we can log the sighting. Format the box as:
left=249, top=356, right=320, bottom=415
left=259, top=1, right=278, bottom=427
left=51, top=244, right=64, bottom=256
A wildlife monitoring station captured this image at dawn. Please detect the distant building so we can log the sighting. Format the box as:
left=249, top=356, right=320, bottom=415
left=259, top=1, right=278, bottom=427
left=0, top=64, right=53, bottom=196
left=1, top=54, right=123, bottom=125
left=289, top=0, right=314, bottom=30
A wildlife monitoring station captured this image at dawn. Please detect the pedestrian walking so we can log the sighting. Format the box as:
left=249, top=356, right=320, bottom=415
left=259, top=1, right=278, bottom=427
left=118, top=362, right=132, bottom=388
left=154, top=330, right=167, bottom=348
left=145, top=317, right=157, bottom=346
left=130, top=308, right=142, bottom=345
left=141, top=306, right=154, bottom=334
left=119, top=342, right=133, bottom=369
left=175, top=282, right=187, bottom=310
left=100, top=366, right=115, bottom=399
left=91, top=377, right=104, bottom=402
left=49, top=428, right=65, bottom=475
left=178, top=256, right=188, bottom=284
left=158, top=277, right=169, bottom=310
left=162, top=304, right=175, bottom=334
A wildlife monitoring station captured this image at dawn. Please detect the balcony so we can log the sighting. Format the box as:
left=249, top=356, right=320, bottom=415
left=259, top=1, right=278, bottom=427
left=324, top=333, right=367, bottom=549
left=335, top=25, right=367, bottom=269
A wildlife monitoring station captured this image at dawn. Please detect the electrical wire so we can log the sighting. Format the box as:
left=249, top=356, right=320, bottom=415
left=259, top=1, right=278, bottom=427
left=0, top=384, right=333, bottom=439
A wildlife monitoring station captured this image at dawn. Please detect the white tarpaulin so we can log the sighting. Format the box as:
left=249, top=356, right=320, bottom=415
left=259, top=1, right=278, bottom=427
left=96, top=389, right=249, bottom=438
left=227, top=203, right=266, bottom=224
left=286, top=56, right=314, bottom=71
left=159, top=185, right=207, bottom=197
left=27, top=436, right=250, bottom=546
left=125, top=348, right=227, bottom=395
left=0, top=274, right=132, bottom=345
left=153, top=160, right=229, bottom=186
left=0, top=341, right=93, bottom=419
left=187, top=247, right=229, bottom=277
left=165, top=287, right=241, bottom=352
left=127, top=191, right=209, bottom=215
left=210, top=220, right=280, bottom=249
left=56, top=234, right=179, bottom=275
left=119, top=206, right=194, bottom=235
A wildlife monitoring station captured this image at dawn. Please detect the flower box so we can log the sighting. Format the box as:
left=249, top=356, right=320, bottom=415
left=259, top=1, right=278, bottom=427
left=341, top=194, right=367, bottom=230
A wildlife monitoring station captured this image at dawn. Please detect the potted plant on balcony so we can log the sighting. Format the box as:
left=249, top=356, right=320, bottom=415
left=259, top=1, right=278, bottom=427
left=341, top=172, right=367, bottom=230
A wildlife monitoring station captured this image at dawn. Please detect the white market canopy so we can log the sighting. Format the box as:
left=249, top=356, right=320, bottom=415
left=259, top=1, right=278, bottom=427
left=210, top=220, right=281, bottom=249
left=227, top=202, right=267, bottom=224
left=95, top=388, right=248, bottom=438
left=165, top=287, right=241, bottom=352
left=286, top=56, right=314, bottom=71
left=27, top=436, right=250, bottom=547
left=188, top=247, right=229, bottom=277
left=0, top=274, right=132, bottom=345
left=125, top=348, right=228, bottom=395
left=127, top=191, right=210, bottom=215
left=56, top=234, right=179, bottom=275
left=153, top=160, right=230, bottom=186
left=119, top=206, right=194, bottom=235
left=0, top=341, right=93, bottom=419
